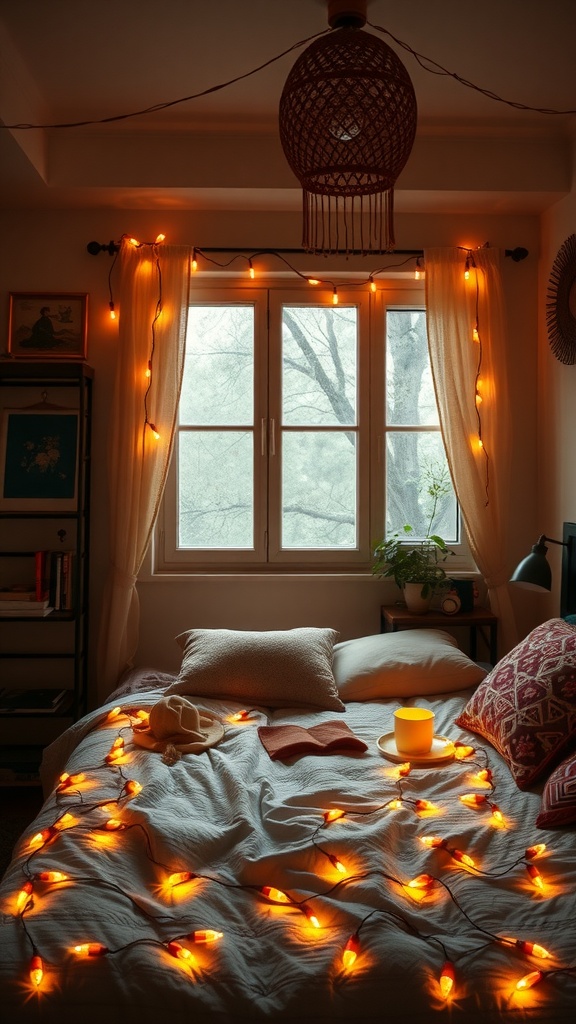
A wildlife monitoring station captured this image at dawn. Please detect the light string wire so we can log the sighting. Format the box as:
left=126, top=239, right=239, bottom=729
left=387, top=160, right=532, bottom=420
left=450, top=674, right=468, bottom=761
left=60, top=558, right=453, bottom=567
left=9, top=714, right=576, bottom=999
left=1, top=23, right=574, bottom=133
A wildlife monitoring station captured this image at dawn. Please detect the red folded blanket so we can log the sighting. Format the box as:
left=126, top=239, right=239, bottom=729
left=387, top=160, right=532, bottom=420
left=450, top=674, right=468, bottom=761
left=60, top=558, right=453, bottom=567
left=258, top=721, right=368, bottom=761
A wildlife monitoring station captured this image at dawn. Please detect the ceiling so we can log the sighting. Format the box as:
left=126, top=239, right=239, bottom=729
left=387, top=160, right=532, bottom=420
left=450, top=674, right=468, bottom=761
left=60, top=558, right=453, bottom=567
left=0, top=0, right=574, bottom=213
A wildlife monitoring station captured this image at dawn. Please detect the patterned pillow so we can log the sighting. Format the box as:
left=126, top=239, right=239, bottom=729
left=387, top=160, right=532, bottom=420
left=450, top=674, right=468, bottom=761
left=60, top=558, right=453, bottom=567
left=455, top=618, right=576, bottom=790
left=536, top=752, right=576, bottom=828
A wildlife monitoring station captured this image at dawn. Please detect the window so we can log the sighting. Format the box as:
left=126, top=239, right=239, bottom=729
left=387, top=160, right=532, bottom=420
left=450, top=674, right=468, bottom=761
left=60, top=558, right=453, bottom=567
left=156, top=282, right=466, bottom=573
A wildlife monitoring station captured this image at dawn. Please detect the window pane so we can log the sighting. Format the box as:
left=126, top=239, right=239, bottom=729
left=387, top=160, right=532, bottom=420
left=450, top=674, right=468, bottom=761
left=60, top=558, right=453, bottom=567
left=281, top=432, right=357, bottom=548
left=282, top=306, right=357, bottom=426
left=386, top=432, right=457, bottom=541
left=182, top=306, right=254, bottom=426
left=386, top=309, right=437, bottom=426
left=178, top=431, right=253, bottom=548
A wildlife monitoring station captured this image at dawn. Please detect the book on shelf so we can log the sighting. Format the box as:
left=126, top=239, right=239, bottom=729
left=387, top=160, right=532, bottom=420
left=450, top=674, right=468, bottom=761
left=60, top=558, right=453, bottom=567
left=0, top=588, right=39, bottom=602
left=0, top=597, right=50, bottom=610
left=0, top=605, right=54, bottom=617
left=49, top=550, right=75, bottom=611
left=0, top=688, right=69, bottom=714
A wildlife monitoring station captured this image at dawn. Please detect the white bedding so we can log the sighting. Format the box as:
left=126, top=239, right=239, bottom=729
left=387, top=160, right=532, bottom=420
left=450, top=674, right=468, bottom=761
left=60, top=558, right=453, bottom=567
left=1, top=685, right=575, bottom=1023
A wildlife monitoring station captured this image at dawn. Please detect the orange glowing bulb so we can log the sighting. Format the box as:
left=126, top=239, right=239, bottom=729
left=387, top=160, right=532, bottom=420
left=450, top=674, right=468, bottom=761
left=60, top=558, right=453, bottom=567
left=167, top=941, right=194, bottom=962
left=327, top=854, right=347, bottom=874
left=30, top=954, right=43, bottom=987
left=124, top=779, right=142, bottom=797
left=107, top=706, right=123, bottom=721
left=516, top=940, right=551, bottom=959
left=460, top=793, right=487, bottom=807
left=407, top=874, right=435, bottom=890
left=38, top=871, right=68, bottom=882
left=526, top=863, right=544, bottom=889
left=369, top=279, right=377, bottom=293
left=73, top=943, right=108, bottom=957
left=440, top=961, right=455, bottom=998
left=388, top=798, right=403, bottom=810
left=104, top=818, right=125, bottom=831
left=516, top=970, right=543, bottom=991
left=472, top=326, right=480, bottom=343
left=187, top=930, right=223, bottom=944
left=474, top=768, right=492, bottom=783
left=525, top=844, right=546, bottom=860
left=132, top=709, right=150, bottom=729
left=129, top=237, right=140, bottom=247
left=155, top=233, right=166, bottom=243
left=451, top=848, right=476, bottom=868
left=168, top=871, right=196, bottom=887
left=323, top=808, right=345, bottom=823
left=230, top=710, right=250, bottom=722
left=414, top=799, right=434, bottom=812
left=490, top=804, right=504, bottom=824
left=261, top=886, right=291, bottom=904
left=397, top=762, right=411, bottom=777
left=332, top=288, right=338, bottom=305
left=464, top=267, right=470, bottom=280
left=301, top=904, right=320, bottom=928
left=420, top=836, right=445, bottom=849
left=149, top=423, right=161, bottom=441
left=109, top=302, right=117, bottom=320
left=454, top=743, right=474, bottom=759
left=16, top=881, right=33, bottom=911
left=307, top=278, right=320, bottom=286
left=342, top=933, right=360, bottom=969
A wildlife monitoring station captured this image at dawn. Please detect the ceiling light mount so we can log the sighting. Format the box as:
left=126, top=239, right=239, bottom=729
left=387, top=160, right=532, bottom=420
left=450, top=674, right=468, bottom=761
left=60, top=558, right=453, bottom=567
left=327, top=0, right=367, bottom=29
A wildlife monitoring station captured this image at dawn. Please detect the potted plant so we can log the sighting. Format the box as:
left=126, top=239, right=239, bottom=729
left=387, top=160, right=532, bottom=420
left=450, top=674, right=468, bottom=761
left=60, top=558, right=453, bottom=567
left=372, top=524, right=454, bottom=614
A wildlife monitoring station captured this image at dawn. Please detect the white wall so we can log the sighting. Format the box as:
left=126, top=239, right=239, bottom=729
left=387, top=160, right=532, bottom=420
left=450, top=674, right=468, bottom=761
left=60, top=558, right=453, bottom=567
left=0, top=207, right=542, bottom=702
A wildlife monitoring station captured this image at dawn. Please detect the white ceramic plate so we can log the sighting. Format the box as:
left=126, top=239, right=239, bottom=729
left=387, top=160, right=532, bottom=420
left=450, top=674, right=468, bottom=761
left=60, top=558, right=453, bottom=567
left=376, top=732, right=455, bottom=766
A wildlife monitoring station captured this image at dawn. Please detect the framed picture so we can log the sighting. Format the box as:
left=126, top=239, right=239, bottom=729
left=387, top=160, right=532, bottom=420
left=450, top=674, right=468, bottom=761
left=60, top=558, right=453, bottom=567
left=0, top=408, right=79, bottom=511
left=7, top=292, right=88, bottom=359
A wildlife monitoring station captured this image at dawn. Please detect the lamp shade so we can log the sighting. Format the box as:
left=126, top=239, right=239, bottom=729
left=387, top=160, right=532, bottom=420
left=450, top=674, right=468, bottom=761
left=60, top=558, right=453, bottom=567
left=279, top=26, right=417, bottom=254
left=510, top=537, right=552, bottom=591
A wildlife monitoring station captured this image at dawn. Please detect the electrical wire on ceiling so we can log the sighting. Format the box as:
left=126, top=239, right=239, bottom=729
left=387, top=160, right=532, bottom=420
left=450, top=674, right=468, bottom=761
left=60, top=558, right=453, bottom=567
left=2, top=21, right=575, bottom=131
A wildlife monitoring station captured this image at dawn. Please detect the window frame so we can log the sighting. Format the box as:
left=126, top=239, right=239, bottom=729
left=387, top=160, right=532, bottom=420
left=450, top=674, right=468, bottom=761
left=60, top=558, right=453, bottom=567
left=154, top=278, right=474, bottom=575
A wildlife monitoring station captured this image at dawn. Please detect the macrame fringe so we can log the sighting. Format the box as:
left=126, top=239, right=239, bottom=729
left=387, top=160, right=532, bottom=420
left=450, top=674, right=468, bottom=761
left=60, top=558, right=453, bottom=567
left=302, top=189, right=396, bottom=255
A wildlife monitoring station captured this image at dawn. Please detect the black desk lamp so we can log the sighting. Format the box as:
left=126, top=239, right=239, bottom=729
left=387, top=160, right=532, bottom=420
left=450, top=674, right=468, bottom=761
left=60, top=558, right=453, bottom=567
left=510, top=522, right=576, bottom=617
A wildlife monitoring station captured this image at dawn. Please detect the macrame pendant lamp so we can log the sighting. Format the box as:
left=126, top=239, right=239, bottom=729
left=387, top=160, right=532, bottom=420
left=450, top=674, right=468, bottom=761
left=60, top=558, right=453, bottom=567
left=279, top=1, right=417, bottom=254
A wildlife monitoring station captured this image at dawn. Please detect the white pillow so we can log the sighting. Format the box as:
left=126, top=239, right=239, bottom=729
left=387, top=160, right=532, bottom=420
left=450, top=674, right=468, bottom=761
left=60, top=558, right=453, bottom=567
left=167, top=627, right=345, bottom=711
left=333, top=629, right=487, bottom=701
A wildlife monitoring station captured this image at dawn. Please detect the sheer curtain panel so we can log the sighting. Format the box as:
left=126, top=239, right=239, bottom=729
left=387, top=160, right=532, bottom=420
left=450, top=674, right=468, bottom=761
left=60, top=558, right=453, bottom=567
left=97, top=240, right=191, bottom=694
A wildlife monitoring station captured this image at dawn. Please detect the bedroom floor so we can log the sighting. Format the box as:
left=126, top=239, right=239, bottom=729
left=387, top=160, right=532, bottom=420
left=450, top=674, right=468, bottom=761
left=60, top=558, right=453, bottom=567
left=0, top=786, right=44, bottom=879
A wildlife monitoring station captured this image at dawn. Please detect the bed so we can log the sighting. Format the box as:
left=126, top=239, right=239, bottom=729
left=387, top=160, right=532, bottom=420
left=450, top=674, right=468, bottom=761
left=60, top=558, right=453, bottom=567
left=1, top=618, right=576, bottom=1023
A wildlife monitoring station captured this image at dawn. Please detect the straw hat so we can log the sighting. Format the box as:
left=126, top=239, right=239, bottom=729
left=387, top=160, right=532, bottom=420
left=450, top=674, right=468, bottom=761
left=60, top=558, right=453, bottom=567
left=132, top=695, right=224, bottom=754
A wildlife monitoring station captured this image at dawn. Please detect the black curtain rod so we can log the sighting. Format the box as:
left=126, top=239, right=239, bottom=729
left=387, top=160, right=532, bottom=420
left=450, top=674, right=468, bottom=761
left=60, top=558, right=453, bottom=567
left=87, top=241, right=529, bottom=262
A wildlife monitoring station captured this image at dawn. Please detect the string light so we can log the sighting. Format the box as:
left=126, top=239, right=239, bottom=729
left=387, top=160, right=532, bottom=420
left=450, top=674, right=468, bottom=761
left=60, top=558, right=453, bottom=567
left=301, top=903, right=321, bottom=928
left=37, top=871, right=68, bottom=882
left=29, top=955, right=43, bottom=987
left=516, top=969, right=544, bottom=991
left=248, top=258, right=255, bottom=279
left=502, top=937, right=551, bottom=959
left=323, top=808, right=345, bottom=823
left=167, top=940, right=195, bottom=963
left=526, top=863, right=544, bottom=890
left=168, top=871, right=196, bottom=888
left=16, top=880, right=33, bottom=912
left=525, top=844, right=546, bottom=860
left=108, top=301, right=117, bottom=321
left=187, top=930, right=223, bottom=944
left=72, top=943, right=108, bottom=957
left=342, top=932, right=360, bottom=969
left=332, top=286, right=339, bottom=305
left=414, top=257, right=424, bottom=280
left=439, top=960, right=456, bottom=998
left=260, top=886, right=291, bottom=904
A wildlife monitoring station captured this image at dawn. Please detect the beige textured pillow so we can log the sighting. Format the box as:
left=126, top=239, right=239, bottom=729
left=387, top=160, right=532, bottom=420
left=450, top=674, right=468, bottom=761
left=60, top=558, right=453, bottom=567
left=333, top=629, right=487, bottom=701
left=168, top=627, right=344, bottom=711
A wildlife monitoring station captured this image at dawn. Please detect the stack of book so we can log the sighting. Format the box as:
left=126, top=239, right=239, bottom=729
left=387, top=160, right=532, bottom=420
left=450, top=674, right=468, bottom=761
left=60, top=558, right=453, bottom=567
left=0, top=688, right=69, bottom=714
left=0, top=591, right=54, bottom=617
left=36, top=549, right=75, bottom=611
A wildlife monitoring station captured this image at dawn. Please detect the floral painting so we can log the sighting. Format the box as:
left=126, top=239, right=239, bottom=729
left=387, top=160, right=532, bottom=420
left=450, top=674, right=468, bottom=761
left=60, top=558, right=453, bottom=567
left=0, top=409, right=79, bottom=510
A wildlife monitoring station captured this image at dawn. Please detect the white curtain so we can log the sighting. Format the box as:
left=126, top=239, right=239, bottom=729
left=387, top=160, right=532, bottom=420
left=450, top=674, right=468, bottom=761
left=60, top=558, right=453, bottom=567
left=97, top=239, right=191, bottom=694
left=425, top=246, right=517, bottom=655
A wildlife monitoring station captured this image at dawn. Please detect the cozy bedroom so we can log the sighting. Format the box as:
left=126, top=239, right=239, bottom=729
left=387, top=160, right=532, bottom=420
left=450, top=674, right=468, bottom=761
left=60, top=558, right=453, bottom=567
left=0, top=1, right=575, bottom=1021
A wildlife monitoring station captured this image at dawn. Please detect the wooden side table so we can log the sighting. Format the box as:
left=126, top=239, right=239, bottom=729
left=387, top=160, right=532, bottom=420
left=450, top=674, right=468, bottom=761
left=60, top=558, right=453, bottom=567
left=380, top=605, right=498, bottom=664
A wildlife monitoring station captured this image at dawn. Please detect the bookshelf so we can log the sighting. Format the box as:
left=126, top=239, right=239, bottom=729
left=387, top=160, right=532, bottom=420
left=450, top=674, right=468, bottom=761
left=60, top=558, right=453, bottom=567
left=0, top=361, right=93, bottom=784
